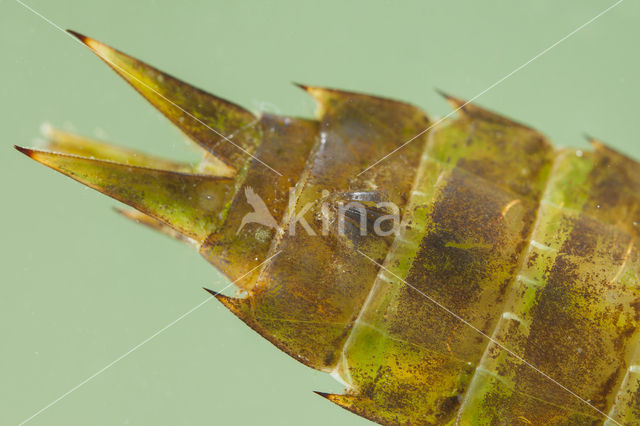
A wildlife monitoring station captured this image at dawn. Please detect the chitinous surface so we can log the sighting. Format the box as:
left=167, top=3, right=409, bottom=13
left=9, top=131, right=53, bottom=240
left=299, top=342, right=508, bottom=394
left=16, top=32, right=640, bottom=425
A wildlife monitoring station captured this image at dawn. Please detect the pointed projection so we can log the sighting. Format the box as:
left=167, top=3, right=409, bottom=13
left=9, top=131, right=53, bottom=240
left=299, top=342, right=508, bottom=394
left=41, top=125, right=194, bottom=173
left=68, top=30, right=260, bottom=175
left=114, top=208, right=198, bottom=246
left=437, top=90, right=533, bottom=130
left=16, top=147, right=234, bottom=242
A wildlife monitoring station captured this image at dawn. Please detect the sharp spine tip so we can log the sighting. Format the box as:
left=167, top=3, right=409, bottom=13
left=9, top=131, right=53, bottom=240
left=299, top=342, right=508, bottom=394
left=586, top=135, right=605, bottom=150
left=203, top=287, right=223, bottom=298
left=313, top=391, right=331, bottom=399
left=293, top=82, right=311, bottom=92
left=436, top=89, right=464, bottom=107
left=111, top=206, right=128, bottom=216
left=14, top=145, right=34, bottom=157
left=66, top=29, right=89, bottom=43
left=583, top=133, right=598, bottom=143
left=434, top=88, right=451, bottom=99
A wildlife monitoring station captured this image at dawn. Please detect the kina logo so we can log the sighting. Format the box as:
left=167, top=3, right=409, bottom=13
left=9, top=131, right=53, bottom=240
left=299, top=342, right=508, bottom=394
left=236, top=187, right=279, bottom=234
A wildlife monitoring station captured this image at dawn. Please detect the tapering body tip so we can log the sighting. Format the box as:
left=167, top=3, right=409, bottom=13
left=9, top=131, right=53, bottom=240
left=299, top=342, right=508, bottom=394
left=203, top=287, right=223, bottom=298
left=434, top=88, right=453, bottom=100
left=66, top=30, right=110, bottom=58
left=436, top=89, right=465, bottom=109
left=292, top=82, right=310, bottom=92
left=435, top=90, right=534, bottom=130
left=313, top=391, right=331, bottom=399
left=14, top=146, right=68, bottom=167
left=14, top=145, right=34, bottom=157
left=584, top=134, right=602, bottom=147
left=112, top=207, right=139, bottom=221
left=66, top=29, right=89, bottom=44
left=202, top=288, right=253, bottom=318
left=292, top=83, right=325, bottom=99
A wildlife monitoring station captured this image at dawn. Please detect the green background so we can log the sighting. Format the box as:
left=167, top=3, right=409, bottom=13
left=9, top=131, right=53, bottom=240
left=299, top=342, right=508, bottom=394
left=2, top=1, right=639, bottom=425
